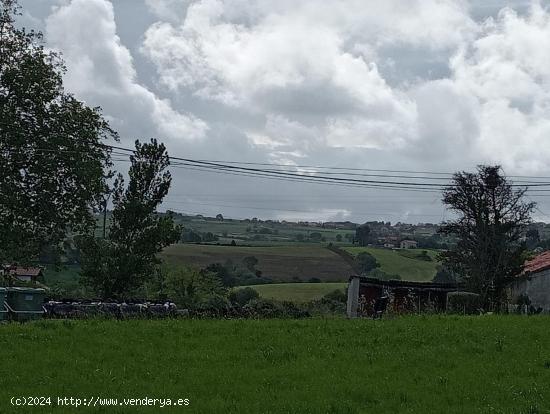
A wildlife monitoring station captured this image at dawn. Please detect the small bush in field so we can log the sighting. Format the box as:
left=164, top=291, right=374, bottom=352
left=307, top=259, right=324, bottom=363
left=229, top=287, right=259, bottom=307
left=195, top=295, right=231, bottom=316
left=322, top=289, right=347, bottom=303
left=243, top=298, right=309, bottom=318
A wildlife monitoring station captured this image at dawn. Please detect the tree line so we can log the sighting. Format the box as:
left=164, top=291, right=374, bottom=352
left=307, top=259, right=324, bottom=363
left=0, top=1, right=178, bottom=299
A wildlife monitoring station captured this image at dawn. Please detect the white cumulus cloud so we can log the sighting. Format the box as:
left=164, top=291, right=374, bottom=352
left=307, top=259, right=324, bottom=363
left=449, top=2, right=550, bottom=173
left=45, top=0, right=208, bottom=142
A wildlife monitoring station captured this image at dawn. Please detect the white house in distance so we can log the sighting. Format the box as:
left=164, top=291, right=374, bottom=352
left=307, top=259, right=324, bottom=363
left=400, top=240, right=418, bottom=249
left=510, top=251, right=550, bottom=312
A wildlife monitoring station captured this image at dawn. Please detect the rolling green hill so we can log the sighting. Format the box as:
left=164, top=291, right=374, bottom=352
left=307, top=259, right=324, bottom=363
left=344, top=247, right=440, bottom=282
left=162, top=244, right=354, bottom=282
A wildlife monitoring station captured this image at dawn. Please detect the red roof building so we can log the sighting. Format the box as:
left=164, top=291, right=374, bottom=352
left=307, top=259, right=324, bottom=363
left=523, top=251, right=550, bottom=274
left=6, top=266, right=44, bottom=283
left=510, top=251, right=550, bottom=313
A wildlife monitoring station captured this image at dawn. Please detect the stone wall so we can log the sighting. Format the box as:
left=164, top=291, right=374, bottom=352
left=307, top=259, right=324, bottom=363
left=510, top=269, right=550, bottom=311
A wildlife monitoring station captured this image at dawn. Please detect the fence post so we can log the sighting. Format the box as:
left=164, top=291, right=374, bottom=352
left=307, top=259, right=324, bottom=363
left=347, top=277, right=360, bottom=318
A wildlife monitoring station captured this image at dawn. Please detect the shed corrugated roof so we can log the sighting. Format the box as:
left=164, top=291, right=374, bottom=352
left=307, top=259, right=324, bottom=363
left=351, top=275, right=460, bottom=290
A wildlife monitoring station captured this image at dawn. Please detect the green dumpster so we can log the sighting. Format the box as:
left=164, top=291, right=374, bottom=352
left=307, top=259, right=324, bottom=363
left=0, top=288, right=7, bottom=321
left=6, top=287, right=46, bottom=321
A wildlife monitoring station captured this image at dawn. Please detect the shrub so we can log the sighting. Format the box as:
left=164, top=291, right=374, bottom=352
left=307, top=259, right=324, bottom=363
left=243, top=298, right=281, bottom=318
left=447, top=292, right=481, bottom=314
left=229, top=287, right=259, bottom=307
left=322, top=289, right=347, bottom=303
left=195, top=295, right=231, bottom=317
left=279, top=301, right=310, bottom=318
left=242, top=256, right=259, bottom=271
left=356, top=252, right=380, bottom=274
left=308, top=277, right=321, bottom=283
left=243, top=299, right=310, bottom=318
left=307, top=299, right=346, bottom=315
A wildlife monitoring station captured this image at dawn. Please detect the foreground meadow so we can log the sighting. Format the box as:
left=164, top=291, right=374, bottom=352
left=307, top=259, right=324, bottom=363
left=1, top=316, right=549, bottom=413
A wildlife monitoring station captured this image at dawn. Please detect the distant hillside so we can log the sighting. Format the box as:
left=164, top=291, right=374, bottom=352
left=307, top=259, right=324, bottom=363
left=161, top=244, right=355, bottom=282
left=170, top=213, right=356, bottom=246
left=343, top=247, right=440, bottom=282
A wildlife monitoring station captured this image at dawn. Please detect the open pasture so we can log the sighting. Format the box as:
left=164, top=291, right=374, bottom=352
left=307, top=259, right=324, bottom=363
left=1, top=316, right=550, bottom=413
left=162, top=244, right=354, bottom=282
left=344, top=246, right=440, bottom=281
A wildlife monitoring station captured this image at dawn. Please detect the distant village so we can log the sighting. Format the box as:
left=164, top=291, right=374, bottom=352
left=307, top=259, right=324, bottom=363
left=175, top=212, right=550, bottom=251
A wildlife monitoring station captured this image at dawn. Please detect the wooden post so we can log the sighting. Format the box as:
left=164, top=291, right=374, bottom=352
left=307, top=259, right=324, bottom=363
left=347, top=277, right=360, bottom=318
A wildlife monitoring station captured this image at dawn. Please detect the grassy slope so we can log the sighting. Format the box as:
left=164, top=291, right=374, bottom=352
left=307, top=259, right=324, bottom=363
left=162, top=244, right=354, bottom=282
left=344, top=247, right=440, bottom=282
left=243, top=283, right=346, bottom=302
left=2, top=317, right=550, bottom=413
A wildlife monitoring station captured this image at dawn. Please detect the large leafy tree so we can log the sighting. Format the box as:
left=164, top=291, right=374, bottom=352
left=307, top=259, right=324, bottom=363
left=354, top=223, right=371, bottom=246
left=439, top=165, right=535, bottom=310
left=0, top=0, right=116, bottom=263
left=355, top=251, right=380, bottom=275
left=79, top=139, right=181, bottom=299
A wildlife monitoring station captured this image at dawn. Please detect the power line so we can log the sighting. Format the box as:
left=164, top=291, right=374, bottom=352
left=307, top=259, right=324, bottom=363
left=106, top=144, right=550, bottom=189
left=112, top=155, right=443, bottom=192
left=24, top=145, right=550, bottom=194
left=162, top=200, right=448, bottom=217
left=108, top=144, right=550, bottom=180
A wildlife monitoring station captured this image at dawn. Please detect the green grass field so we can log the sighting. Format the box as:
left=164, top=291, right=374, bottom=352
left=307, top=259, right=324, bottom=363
left=162, top=244, right=354, bottom=282
left=344, top=247, right=440, bottom=282
left=243, top=282, right=346, bottom=302
left=1, top=316, right=550, bottom=413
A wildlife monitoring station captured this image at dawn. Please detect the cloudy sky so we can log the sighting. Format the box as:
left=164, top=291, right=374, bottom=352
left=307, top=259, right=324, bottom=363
left=18, top=0, right=550, bottom=223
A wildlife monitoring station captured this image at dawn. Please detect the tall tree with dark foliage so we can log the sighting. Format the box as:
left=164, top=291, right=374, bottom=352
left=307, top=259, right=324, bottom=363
left=0, top=0, right=116, bottom=263
left=355, top=223, right=371, bottom=246
left=79, top=140, right=180, bottom=299
left=439, top=165, right=535, bottom=310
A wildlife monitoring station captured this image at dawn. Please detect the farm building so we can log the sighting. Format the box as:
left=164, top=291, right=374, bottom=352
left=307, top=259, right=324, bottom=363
left=509, top=251, right=550, bottom=312
left=1, top=266, right=44, bottom=283
left=400, top=240, right=418, bottom=249
left=346, top=276, right=459, bottom=318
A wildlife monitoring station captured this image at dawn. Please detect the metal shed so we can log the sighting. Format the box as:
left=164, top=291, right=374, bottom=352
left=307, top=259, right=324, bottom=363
left=347, top=276, right=459, bottom=318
